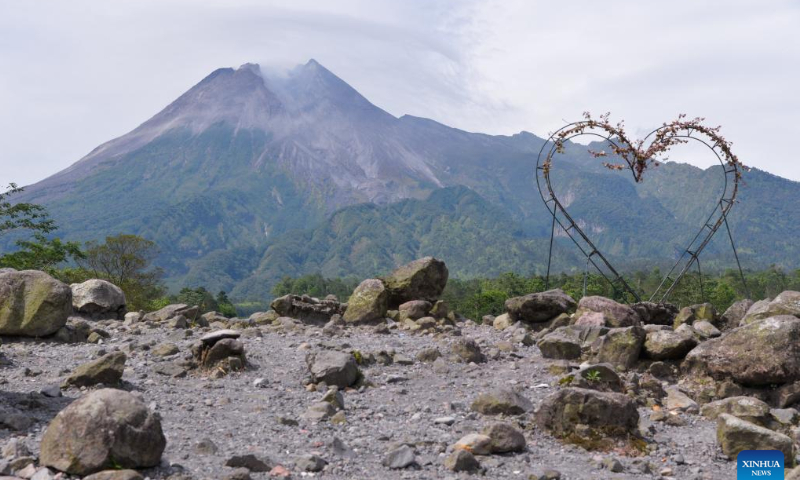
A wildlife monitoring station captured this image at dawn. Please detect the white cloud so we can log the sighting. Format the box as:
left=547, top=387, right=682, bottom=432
left=0, top=0, right=798, bottom=185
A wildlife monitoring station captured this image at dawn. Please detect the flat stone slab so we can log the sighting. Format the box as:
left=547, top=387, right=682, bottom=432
left=200, top=329, right=241, bottom=344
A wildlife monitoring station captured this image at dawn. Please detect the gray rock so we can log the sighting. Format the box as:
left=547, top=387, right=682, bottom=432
left=62, top=351, right=126, bottom=387
left=398, top=300, right=432, bottom=321
left=83, top=471, right=144, bottom=480
left=451, top=338, right=485, bottom=363
left=270, top=294, right=344, bottom=324
left=200, top=329, right=241, bottom=344
left=701, top=396, right=771, bottom=425
left=343, top=279, right=388, bottom=324
left=295, top=453, right=327, bottom=472
left=71, top=279, right=126, bottom=319
left=142, top=304, right=198, bottom=323
left=307, top=351, right=359, bottom=388
left=643, top=330, right=697, bottom=360
left=631, top=302, right=678, bottom=326
left=383, top=445, right=417, bottom=469
left=225, top=454, right=271, bottom=472
left=444, top=450, right=481, bottom=472
left=716, top=413, right=793, bottom=461
left=535, top=387, right=639, bottom=440
left=0, top=270, right=72, bottom=336
left=574, top=296, right=641, bottom=327
left=383, top=256, right=448, bottom=305
left=590, top=325, right=645, bottom=369
left=505, top=289, right=576, bottom=324
left=40, top=388, right=166, bottom=475
left=481, top=422, right=526, bottom=453
left=471, top=388, right=532, bottom=415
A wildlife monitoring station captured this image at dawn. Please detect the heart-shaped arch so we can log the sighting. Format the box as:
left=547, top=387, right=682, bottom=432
left=535, top=113, right=748, bottom=303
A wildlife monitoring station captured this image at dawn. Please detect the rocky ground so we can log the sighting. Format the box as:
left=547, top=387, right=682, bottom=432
left=1, top=259, right=800, bottom=480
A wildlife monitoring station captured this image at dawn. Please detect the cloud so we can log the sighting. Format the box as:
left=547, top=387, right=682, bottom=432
left=0, top=0, right=798, bottom=185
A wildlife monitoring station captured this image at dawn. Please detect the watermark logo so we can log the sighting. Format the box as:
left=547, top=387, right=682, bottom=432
left=737, top=450, right=784, bottom=479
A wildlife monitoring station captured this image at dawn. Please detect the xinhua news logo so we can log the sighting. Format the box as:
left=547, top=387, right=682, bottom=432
left=737, top=450, right=784, bottom=478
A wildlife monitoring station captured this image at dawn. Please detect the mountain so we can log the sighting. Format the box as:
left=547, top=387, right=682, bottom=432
left=13, top=60, right=800, bottom=298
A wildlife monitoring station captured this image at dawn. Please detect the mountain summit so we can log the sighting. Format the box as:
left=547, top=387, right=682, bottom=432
left=13, top=60, right=800, bottom=295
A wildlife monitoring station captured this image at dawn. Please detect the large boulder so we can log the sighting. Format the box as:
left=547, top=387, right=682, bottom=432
left=40, top=389, right=166, bottom=475
left=343, top=279, right=388, bottom=324
left=307, top=351, right=359, bottom=388
left=505, top=289, right=576, bottom=324
left=63, top=351, right=127, bottom=387
left=71, top=279, right=126, bottom=319
left=631, top=302, right=678, bottom=326
left=741, top=291, right=800, bottom=325
left=142, top=304, right=198, bottom=323
left=642, top=330, right=698, bottom=360
left=683, top=316, right=800, bottom=386
left=538, top=325, right=609, bottom=360
left=701, top=396, right=771, bottom=426
left=716, top=413, right=793, bottom=463
left=535, top=388, right=639, bottom=440
left=383, top=257, right=448, bottom=306
left=574, top=296, right=640, bottom=328
left=590, top=326, right=645, bottom=369
left=719, top=299, right=754, bottom=330
left=397, top=300, right=432, bottom=322
left=0, top=270, right=72, bottom=336
left=270, top=294, right=345, bottom=325
left=471, top=388, right=533, bottom=415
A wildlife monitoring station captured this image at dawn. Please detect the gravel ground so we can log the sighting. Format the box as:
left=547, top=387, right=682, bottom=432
left=0, top=320, right=737, bottom=479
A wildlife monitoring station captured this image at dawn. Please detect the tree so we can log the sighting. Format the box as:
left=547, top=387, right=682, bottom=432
left=77, top=234, right=165, bottom=310
left=0, top=233, right=83, bottom=273
left=0, top=183, right=55, bottom=236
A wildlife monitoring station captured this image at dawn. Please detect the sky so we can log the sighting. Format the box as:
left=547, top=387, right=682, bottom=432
left=1, top=0, right=799, bottom=186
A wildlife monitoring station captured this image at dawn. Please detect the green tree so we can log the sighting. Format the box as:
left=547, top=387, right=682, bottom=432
left=0, top=233, right=83, bottom=273
left=0, top=183, right=55, bottom=236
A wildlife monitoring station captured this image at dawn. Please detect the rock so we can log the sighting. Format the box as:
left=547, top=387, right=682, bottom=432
left=683, top=315, right=800, bottom=386
left=429, top=299, right=448, bottom=318
left=83, top=471, right=144, bottom=480
left=535, top=388, right=639, bottom=440
left=123, top=311, right=142, bottom=324
left=0, top=270, right=72, bottom=336
left=631, top=302, right=678, bottom=326
left=307, top=351, right=359, bottom=388
left=223, top=468, right=252, bottom=480
left=504, top=289, right=576, bottom=324
left=716, top=413, right=793, bottom=462
left=397, top=300, right=432, bottom=321
left=573, top=311, right=606, bottom=327
left=664, top=386, right=698, bottom=413
left=451, top=338, right=486, bottom=363
left=453, top=434, right=492, bottom=455
left=481, top=422, right=526, bottom=453
left=601, top=457, right=624, bottom=473
left=194, top=438, right=218, bottom=455
left=0, top=407, right=34, bottom=430
left=294, top=454, right=326, bottom=472
left=30, top=468, right=55, bottom=480
left=416, top=347, right=441, bottom=363
left=560, top=364, right=623, bottom=392
left=53, top=317, right=91, bottom=343
left=741, top=291, right=800, bottom=324
left=673, top=306, right=696, bottom=329
left=269, top=294, right=344, bottom=324
left=493, top=313, right=512, bottom=330
left=225, top=454, right=271, bottom=472
left=692, top=320, right=721, bottom=339
left=249, top=310, right=279, bottom=325
left=741, top=299, right=772, bottom=325
left=720, top=299, right=754, bottom=330
left=142, top=304, right=198, bottom=323
left=642, top=330, right=697, bottom=360
left=200, top=329, right=241, bottom=344
left=383, top=257, right=448, bottom=305
left=537, top=328, right=582, bottom=360
left=574, top=296, right=641, bottom=327
left=590, top=326, right=645, bottom=369
left=471, top=388, right=532, bottom=415
left=701, top=396, right=771, bottom=425
left=198, top=338, right=245, bottom=368
left=40, top=388, right=166, bottom=475
left=343, top=279, right=388, bottom=324
left=62, top=351, right=126, bottom=387
left=444, top=449, right=481, bottom=472
left=2, top=437, right=31, bottom=458
left=152, top=342, right=179, bottom=357
left=382, top=445, right=416, bottom=469
left=71, top=279, right=126, bottom=319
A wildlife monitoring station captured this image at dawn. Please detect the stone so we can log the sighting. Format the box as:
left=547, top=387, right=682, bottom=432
left=40, top=388, right=166, bottom=475
left=444, top=449, right=481, bottom=473
left=397, top=300, right=432, bottom=321
left=383, top=256, right=448, bottom=305
left=0, top=270, right=72, bottom=336
left=453, top=434, right=492, bottom=455
left=561, top=364, right=623, bottom=392
left=683, top=315, right=800, bottom=386
left=269, top=294, right=344, bottom=324
left=63, top=351, right=126, bottom=387
left=720, top=299, right=754, bottom=330
left=142, top=303, right=198, bottom=323
left=194, top=438, right=218, bottom=455
left=249, top=310, right=279, bottom=325
left=664, top=386, right=698, bottom=413
left=716, top=413, right=793, bottom=463
left=470, top=388, right=532, bottom=415
left=481, top=422, right=526, bottom=453
left=416, top=347, right=441, bottom=363
left=692, top=320, right=721, bottom=339
left=201, top=338, right=245, bottom=367
left=307, top=351, right=359, bottom=388
left=673, top=306, right=696, bottom=329
left=590, top=325, right=645, bottom=369
left=537, top=328, right=582, bottom=360
left=382, top=445, right=416, bottom=469
left=535, top=387, right=639, bottom=440
left=574, top=296, right=641, bottom=327
left=504, top=289, right=576, bottom=324
left=493, top=313, right=512, bottom=330
left=742, top=291, right=800, bottom=324
left=200, top=329, right=241, bottom=344
left=343, top=279, right=388, bottom=324
left=740, top=299, right=772, bottom=325
left=225, top=454, right=271, bottom=472
left=123, top=311, right=142, bottom=324
left=152, top=343, right=179, bottom=357
left=83, top=471, right=144, bottom=480
left=632, top=302, right=678, bottom=326
left=223, top=468, right=252, bottom=480
left=71, top=279, right=126, bottom=319
left=451, top=338, right=486, bottom=363
left=701, top=397, right=771, bottom=426
left=295, top=454, right=326, bottom=472
left=642, top=330, right=697, bottom=360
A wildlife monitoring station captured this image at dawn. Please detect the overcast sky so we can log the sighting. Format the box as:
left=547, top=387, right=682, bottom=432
left=2, top=0, right=799, bottom=186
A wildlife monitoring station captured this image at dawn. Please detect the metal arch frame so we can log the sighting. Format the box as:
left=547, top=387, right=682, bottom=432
left=535, top=120, right=749, bottom=304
